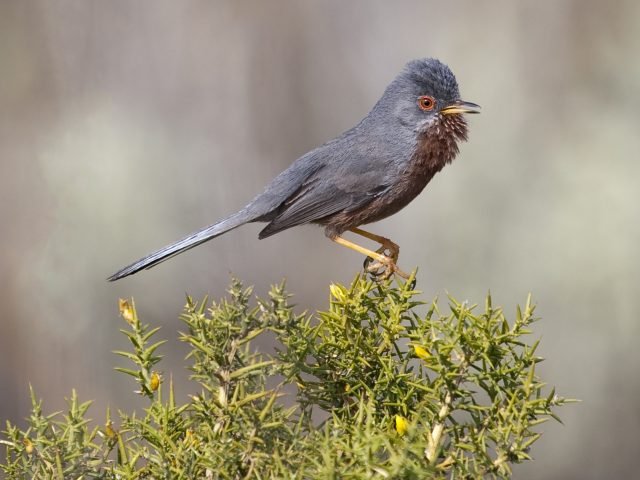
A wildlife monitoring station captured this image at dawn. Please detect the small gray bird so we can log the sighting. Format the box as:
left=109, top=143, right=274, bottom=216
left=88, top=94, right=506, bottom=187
left=109, top=58, right=479, bottom=281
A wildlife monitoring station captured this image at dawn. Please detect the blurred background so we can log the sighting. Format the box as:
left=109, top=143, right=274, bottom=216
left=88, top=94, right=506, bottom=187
left=1, top=1, right=639, bottom=477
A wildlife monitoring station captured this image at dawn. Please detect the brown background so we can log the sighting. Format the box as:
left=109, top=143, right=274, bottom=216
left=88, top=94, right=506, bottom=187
left=1, top=1, right=639, bottom=478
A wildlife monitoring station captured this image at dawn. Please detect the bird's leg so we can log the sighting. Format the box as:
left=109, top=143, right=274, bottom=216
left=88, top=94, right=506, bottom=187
left=331, top=235, right=408, bottom=280
left=350, top=228, right=400, bottom=263
left=349, top=228, right=405, bottom=278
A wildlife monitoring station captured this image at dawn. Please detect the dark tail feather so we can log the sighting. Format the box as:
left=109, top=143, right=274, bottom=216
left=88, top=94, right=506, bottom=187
left=108, top=210, right=254, bottom=281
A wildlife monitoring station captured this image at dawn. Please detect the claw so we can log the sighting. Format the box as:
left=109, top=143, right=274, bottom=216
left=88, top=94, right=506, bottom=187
left=363, top=252, right=408, bottom=281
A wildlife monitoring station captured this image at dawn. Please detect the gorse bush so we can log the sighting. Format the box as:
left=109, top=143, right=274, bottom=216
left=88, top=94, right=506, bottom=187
left=0, top=273, right=571, bottom=479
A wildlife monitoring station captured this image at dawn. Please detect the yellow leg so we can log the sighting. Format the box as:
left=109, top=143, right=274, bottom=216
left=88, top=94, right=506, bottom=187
left=332, top=235, right=409, bottom=280
left=350, top=228, right=400, bottom=261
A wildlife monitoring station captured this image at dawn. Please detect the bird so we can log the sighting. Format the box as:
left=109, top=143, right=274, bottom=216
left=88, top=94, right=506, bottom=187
left=108, top=58, right=479, bottom=282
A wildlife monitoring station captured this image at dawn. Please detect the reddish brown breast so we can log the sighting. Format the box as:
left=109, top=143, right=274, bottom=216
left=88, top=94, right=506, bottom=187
left=413, top=113, right=468, bottom=172
left=322, top=114, right=468, bottom=237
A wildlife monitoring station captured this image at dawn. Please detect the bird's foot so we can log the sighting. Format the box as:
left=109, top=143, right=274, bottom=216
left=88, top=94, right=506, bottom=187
left=363, top=254, right=409, bottom=281
left=376, top=239, right=400, bottom=264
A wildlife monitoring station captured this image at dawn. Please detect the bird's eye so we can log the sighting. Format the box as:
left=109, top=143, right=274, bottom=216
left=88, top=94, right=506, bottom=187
left=418, top=95, right=436, bottom=111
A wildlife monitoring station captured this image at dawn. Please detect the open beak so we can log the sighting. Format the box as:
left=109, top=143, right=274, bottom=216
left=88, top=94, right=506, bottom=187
left=440, top=100, right=481, bottom=115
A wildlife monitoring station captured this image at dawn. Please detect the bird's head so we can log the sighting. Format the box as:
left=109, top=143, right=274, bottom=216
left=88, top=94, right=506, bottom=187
left=377, top=58, right=480, bottom=138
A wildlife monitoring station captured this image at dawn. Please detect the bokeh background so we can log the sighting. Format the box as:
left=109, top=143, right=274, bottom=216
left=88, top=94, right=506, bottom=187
left=1, top=1, right=639, bottom=477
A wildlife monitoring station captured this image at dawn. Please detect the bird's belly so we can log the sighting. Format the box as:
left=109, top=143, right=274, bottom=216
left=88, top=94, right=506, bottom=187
left=362, top=175, right=432, bottom=223
left=322, top=171, right=434, bottom=237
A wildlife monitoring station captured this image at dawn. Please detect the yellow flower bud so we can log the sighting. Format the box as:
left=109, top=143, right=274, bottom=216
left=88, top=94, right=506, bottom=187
left=413, top=345, right=431, bottom=360
left=104, top=421, right=117, bottom=439
left=23, top=438, right=34, bottom=454
left=118, top=299, right=135, bottom=325
left=395, top=415, right=409, bottom=436
left=149, top=371, right=161, bottom=392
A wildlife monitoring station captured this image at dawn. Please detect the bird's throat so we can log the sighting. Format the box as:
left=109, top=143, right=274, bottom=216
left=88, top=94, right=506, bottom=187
left=414, top=114, right=468, bottom=171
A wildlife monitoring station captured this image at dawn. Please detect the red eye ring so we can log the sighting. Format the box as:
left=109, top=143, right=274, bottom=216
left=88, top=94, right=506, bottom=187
left=418, top=95, right=436, bottom=111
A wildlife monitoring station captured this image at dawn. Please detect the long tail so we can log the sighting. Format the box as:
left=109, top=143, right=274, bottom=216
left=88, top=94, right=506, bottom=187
left=108, top=209, right=254, bottom=281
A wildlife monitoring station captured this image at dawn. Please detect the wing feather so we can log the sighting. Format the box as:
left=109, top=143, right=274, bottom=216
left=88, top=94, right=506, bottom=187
left=258, top=183, right=356, bottom=238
